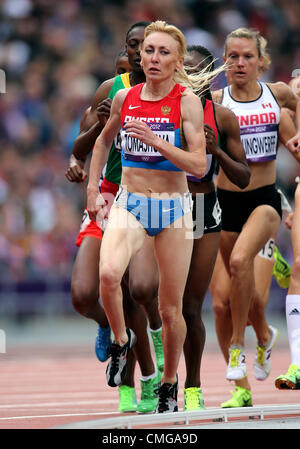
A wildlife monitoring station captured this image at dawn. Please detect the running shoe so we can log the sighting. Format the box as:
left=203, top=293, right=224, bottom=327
left=137, top=370, right=161, bottom=414
left=221, top=386, right=253, bottom=408
left=272, top=245, right=291, bottom=289
left=253, top=325, right=279, bottom=380
left=95, top=324, right=111, bottom=362
left=226, top=345, right=247, bottom=380
left=118, top=385, right=138, bottom=412
left=184, top=387, right=205, bottom=411
left=155, top=375, right=178, bottom=413
left=106, top=327, right=137, bottom=387
left=150, top=328, right=164, bottom=373
left=275, top=364, right=300, bottom=390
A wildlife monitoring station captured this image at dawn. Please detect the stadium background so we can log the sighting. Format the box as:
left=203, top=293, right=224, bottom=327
left=0, top=0, right=299, bottom=328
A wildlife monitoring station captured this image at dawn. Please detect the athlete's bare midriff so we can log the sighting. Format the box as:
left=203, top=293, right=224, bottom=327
left=217, top=159, right=276, bottom=191
left=121, top=166, right=188, bottom=197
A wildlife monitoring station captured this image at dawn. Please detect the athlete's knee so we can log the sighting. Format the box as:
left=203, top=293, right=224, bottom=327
left=129, top=278, right=158, bottom=305
left=182, top=295, right=202, bottom=323
left=71, top=280, right=98, bottom=314
left=159, top=302, right=182, bottom=327
left=229, top=250, right=249, bottom=278
left=100, top=262, right=123, bottom=291
left=212, top=297, right=230, bottom=321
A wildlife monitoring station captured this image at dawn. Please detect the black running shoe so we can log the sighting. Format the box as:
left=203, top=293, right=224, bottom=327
left=106, top=328, right=136, bottom=387
left=155, top=375, right=178, bottom=413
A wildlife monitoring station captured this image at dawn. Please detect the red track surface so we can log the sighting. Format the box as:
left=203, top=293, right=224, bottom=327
left=1, top=340, right=299, bottom=429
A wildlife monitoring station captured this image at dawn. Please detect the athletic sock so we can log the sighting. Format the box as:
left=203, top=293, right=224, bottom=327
left=149, top=326, right=162, bottom=333
left=140, top=367, right=157, bottom=382
left=286, top=295, right=300, bottom=366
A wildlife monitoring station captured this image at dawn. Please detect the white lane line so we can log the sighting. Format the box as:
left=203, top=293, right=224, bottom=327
left=0, top=411, right=120, bottom=421
left=0, top=399, right=119, bottom=409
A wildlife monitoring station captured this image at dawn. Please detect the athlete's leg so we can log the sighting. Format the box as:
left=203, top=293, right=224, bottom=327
left=210, top=249, right=232, bottom=362
left=210, top=249, right=252, bottom=395
left=289, top=184, right=300, bottom=294
left=227, top=206, right=280, bottom=347
left=275, top=184, right=300, bottom=388
left=128, top=236, right=164, bottom=375
left=249, top=248, right=275, bottom=325
left=123, top=278, right=155, bottom=377
left=183, top=232, right=220, bottom=388
left=71, top=236, right=108, bottom=326
left=128, top=235, right=161, bottom=331
left=99, top=205, right=146, bottom=345
left=154, top=212, right=194, bottom=384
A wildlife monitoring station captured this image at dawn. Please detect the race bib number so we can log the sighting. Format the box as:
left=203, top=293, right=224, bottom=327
left=258, top=238, right=275, bottom=260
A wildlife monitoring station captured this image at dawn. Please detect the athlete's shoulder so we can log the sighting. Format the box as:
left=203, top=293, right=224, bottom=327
left=90, top=77, right=116, bottom=109
left=211, top=88, right=224, bottom=104
left=266, top=81, right=289, bottom=97
left=113, top=87, right=131, bottom=107
left=213, top=102, right=240, bottom=133
left=181, top=89, right=202, bottom=109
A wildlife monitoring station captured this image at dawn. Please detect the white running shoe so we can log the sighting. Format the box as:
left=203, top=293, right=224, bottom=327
left=254, top=325, right=279, bottom=380
left=226, top=345, right=247, bottom=380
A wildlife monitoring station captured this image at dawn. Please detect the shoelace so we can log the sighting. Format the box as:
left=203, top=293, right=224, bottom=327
left=229, top=348, right=241, bottom=367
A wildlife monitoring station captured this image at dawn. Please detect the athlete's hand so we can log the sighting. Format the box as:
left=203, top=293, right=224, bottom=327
left=286, top=133, right=300, bottom=154
left=87, top=191, right=108, bottom=223
left=97, top=98, right=112, bottom=128
left=124, top=120, right=158, bottom=147
left=204, top=124, right=218, bottom=155
left=285, top=212, right=294, bottom=230
left=65, top=155, right=87, bottom=183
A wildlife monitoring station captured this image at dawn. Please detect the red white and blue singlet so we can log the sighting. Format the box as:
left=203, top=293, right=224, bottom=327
left=120, top=82, right=186, bottom=171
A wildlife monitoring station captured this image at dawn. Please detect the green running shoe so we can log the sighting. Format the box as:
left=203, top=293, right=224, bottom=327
left=184, top=387, right=205, bottom=411
left=272, top=245, right=291, bottom=289
left=137, top=371, right=161, bottom=414
left=150, top=328, right=164, bottom=373
left=118, top=385, right=137, bottom=412
left=221, top=386, right=253, bottom=408
left=275, top=364, right=300, bottom=390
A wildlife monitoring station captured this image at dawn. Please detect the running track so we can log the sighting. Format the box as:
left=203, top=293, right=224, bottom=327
left=1, top=321, right=300, bottom=430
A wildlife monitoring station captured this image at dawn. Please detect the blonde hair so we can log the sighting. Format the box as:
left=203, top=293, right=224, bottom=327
left=143, top=20, right=225, bottom=97
left=224, top=27, right=271, bottom=72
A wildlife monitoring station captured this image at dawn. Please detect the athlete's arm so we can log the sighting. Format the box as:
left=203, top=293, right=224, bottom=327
left=208, top=104, right=250, bottom=188
left=278, top=108, right=300, bottom=163
left=65, top=108, right=90, bottom=183
left=124, top=91, right=207, bottom=178
left=269, top=82, right=300, bottom=153
left=71, top=78, right=115, bottom=162
left=87, top=89, right=127, bottom=221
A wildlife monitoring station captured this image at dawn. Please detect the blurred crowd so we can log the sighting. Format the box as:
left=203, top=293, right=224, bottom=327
left=0, top=0, right=299, bottom=284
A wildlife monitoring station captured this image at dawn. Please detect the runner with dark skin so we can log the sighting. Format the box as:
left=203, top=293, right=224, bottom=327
left=182, top=46, right=250, bottom=410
